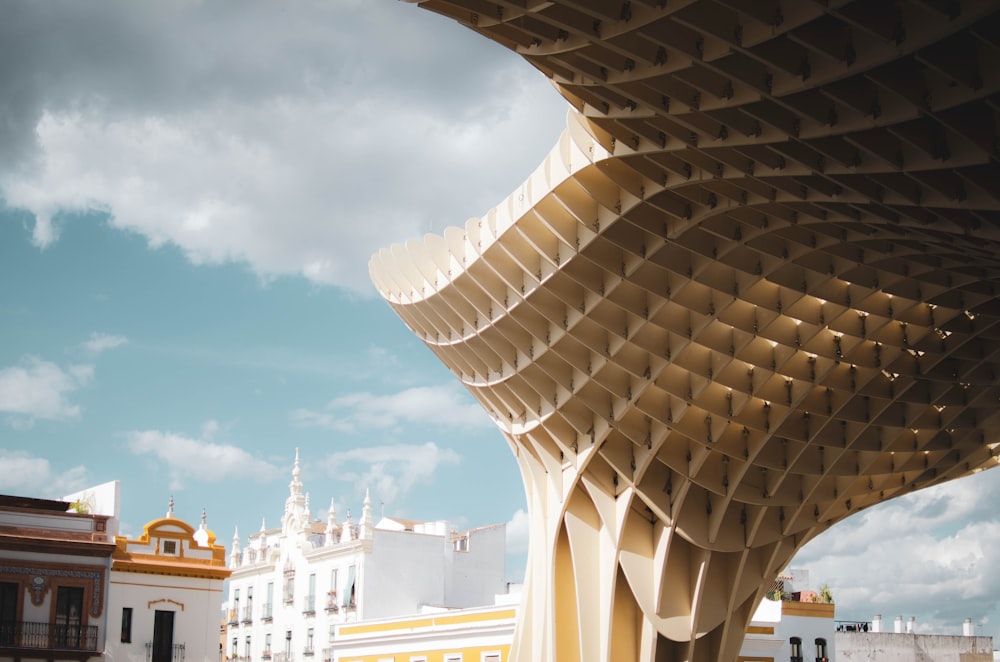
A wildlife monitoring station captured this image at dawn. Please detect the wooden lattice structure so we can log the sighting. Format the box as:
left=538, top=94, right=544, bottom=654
left=369, top=2, right=1000, bottom=660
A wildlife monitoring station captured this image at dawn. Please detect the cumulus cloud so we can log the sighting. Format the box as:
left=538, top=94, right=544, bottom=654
left=291, top=384, right=492, bottom=434
left=506, top=508, right=530, bottom=555
left=792, top=468, right=1000, bottom=637
left=127, top=428, right=279, bottom=490
left=0, top=450, right=89, bottom=496
left=0, top=356, right=94, bottom=426
left=82, top=332, right=128, bottom=355
left=0, top=0, right=567, bottom=295
left=318, top=442, right=460, bottom=506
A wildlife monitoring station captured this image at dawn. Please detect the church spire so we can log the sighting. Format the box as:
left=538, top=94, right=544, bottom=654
left=360, top=488, right=374, bottom=539
left=229, top=526, right=241, bottom=568
left=282, top=449, right=308, bottom=535
left=324, top=497, right=338, bottom=546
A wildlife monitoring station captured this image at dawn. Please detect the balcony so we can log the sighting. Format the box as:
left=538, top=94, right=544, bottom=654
left=0, top=621, right=100, bottom=654
left=261, top=603, right=273, bottom=622
left=322, top=646, right=334, bottom=662
left=226, top=610, right=238, bottom=625
left=324, top=593, right=338, bottom=613
left=272, top=652, right=288, bottom=662
left=145, top=642, right=185, bottom=662
left=241, top=606, right=253, bottom=624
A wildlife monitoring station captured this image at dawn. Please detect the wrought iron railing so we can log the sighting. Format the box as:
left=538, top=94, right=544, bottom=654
left=0, top=621, right=100, bottom=651
left=145, top=641, right=186, bottom=662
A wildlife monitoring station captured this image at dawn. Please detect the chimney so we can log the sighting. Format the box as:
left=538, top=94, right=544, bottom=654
left=872, top=614, right=883, bottom=633
left=964, top=618, right=974, bottom=637
left=894, top=615, right=904, bottom=633
left=907, top=616, right=916, bottom=633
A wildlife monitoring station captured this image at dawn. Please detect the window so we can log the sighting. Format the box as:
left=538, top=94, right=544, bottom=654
left=0, top=582, right=17, bottom=646
left=790, top=636, right=803, bottom=662
left=815, top=637, right=828, bottom=661
left=328, top=623, right=336, bottom=643
left=409, top=657, right=427, bottom=662
left=283, top=567, right=295, bottom=604
left=481, top=653, right=502, bottom=662
left=305, top=627, right=314, bottom=654
left=231, top=637, right=238, bottom=659
left=264, top=633, right=272, bottom=658
left=54, top=586, right=84, bottom=648
left=245, top=636, right=251, bottom=660
left=162, top=539, right=178, bottom=555
left=264, top=582, right=274, bottom=619
left=121, top=607, right=133, bottom=643
left=305, top=573, right=316, bottom=613
left=343, top=566, right=356, bottom=608
left=233, top=589, right=240, bottom=623
left=444, top=655, right=462, bottom=662
left=284, top=630, right=292, bottom=657
left=245, top=586, right=253, bottom=622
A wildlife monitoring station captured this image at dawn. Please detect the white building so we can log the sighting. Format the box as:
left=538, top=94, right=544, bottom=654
left=224, top=451, right=506, bottom=662
left=836, top=615, right=993, bottom=662
left=105, top=499, right=230, bottom=662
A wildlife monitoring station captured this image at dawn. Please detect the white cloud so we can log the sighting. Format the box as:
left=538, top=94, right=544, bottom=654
left=506, top=508, right=530, bottom=555
left=0, top=2, right=567, bottom=296
left=127, top=429, right=279, bottom=490
left=82, top=332, right=128, bottom=355
left=292, top=384, right=492, bottom=434
left=0, top=356, right=94, bottom=426
left=0, top=450, right=89, bottom=496
left=318, top=442, right=460, bottom=506
left=792, top=468, right=1000, bottom=637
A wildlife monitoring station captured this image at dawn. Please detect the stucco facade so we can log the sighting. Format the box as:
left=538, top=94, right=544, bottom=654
left=224, top=452, right=506, bottom=662
left=369, top=2, right=1000, bottom=661
left=105, top=505, right=230, bottom=662
left=0, top=493, right=116, bottom=662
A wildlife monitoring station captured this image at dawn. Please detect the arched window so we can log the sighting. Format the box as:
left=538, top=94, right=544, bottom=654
left=815, top=637, right=828, bottom=661
left=789, top=636, right=803, bottom=662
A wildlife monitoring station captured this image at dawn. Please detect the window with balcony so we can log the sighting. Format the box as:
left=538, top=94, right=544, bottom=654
left=232, top=590, right=240, bottom=626
left=304, top=628, right=314, bottom=656
left=244, top=635, right=251, bottom=661
left=304, top=574, right=316, bottom=614
left=243, top=587, right=253, bottom=623
left=263, top=582, right=273, bottom=621
left=54, top=586, right=84, bottom=649
left=263, top=633, right=272, bottom=660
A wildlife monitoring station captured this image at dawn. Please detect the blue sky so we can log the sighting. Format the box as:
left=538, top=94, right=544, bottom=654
left=2, top=0, right=1000, bottom=641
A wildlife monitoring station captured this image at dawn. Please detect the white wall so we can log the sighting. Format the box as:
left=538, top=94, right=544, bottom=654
left=105, top=571, right=226, bottom=662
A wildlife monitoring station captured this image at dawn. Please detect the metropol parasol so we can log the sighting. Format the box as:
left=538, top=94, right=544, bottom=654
left=370, top=2, right=1000, bottom=660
